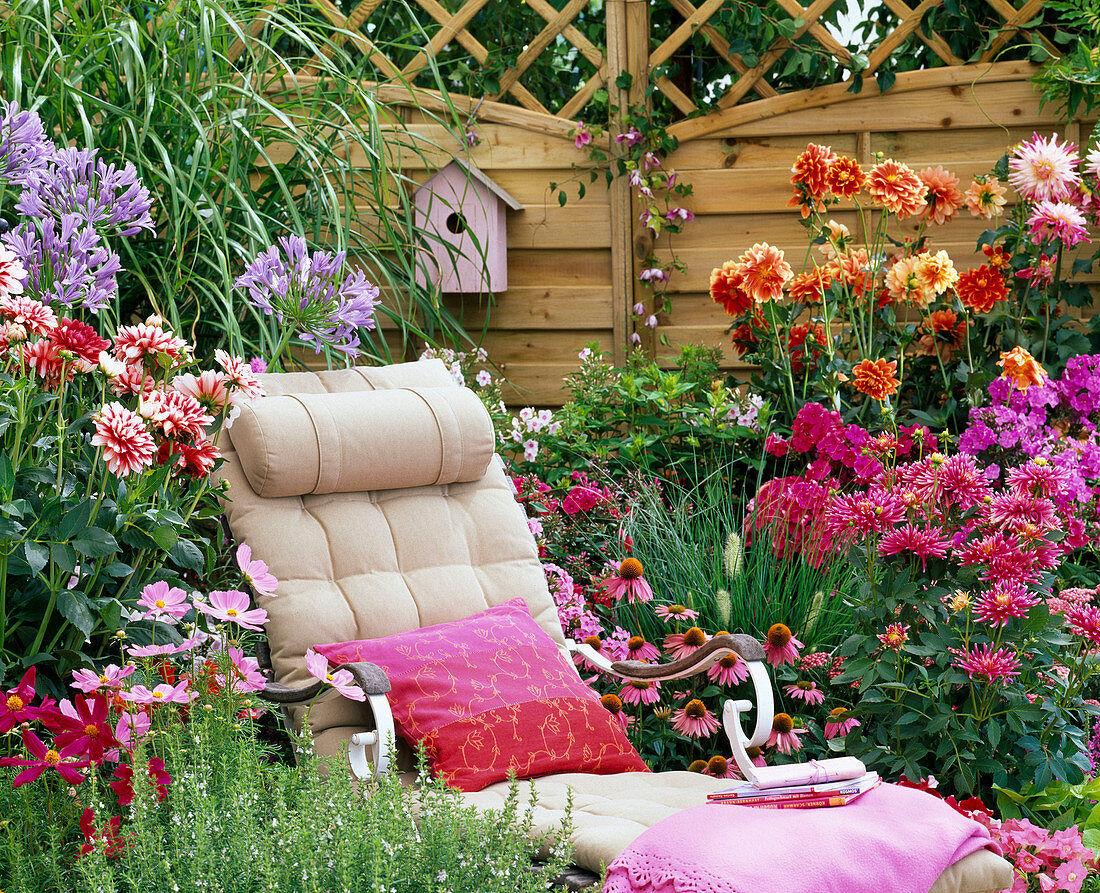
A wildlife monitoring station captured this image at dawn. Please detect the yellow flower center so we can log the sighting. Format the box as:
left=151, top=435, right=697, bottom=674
left=325, top=673, right=334, bottom=683
left=98, top=675, right=110, bottom=684
left=226, top=608, right=239, bottom=617
left=619, top=558, right=644, bottom=580
left=629, top=680, right=652, bottom=690
left=583, top=635, right=602, bottom=649
left=1034, top=159, right=1054, bottom=179
left=772, top=712, right=794, bottom=734
left=85, top=724, right=99, bottom=737
left=687, top=759, right=708, bottom=773
left=667, top=604, right=688, bottom=615
left=152, top=691, right=164, bottom=699
left=44, top=750, right=61, bottom=765
left=995, top=593, right=1011, bottom=607
left=155, top=599, right=166, bottom=608
left=885, top=631, right=904, bottom=646
left=829, top=707, right=849, bottom=720
left=6, top=695, right=24, bottom=711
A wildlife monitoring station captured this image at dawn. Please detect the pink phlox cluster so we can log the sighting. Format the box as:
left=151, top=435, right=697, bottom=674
left=744, top=474, right=834, bottom=568
left=990, top=817, right=1094, bottom=893
left=543, top=562, right=601, bottom=639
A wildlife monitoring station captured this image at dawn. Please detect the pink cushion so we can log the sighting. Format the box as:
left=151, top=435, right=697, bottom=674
left=315, top=598, right=649, bottom=791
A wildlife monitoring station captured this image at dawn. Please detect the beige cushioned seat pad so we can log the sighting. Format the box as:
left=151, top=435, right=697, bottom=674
left=462, top=772, right=1013, bottom=892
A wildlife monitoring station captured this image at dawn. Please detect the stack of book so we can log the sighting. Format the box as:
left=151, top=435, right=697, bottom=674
left=707, top=771, right=881, bottom=810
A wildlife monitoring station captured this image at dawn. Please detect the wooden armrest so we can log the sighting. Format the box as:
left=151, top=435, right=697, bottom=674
left=610, top=633, right=766, bottom=681
left=258, top=661, right=391, bottom=705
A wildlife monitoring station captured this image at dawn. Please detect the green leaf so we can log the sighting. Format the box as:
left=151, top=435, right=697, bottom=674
left=0, top=453, right=12, bottom=492
left=24, top=540, right=49, bottom=576
left=169, top=538, right=204, bottom=572
left=71, top=527, right=119, bottom=558
left=58, top=590, right=95, bottom=638
left=51, top=542, right=79, bottom=574
left=152, top=525, right=179, bottom=551
left=58, top=499, right=94, bottom=541
left=615, top=71, right=633, bottom=90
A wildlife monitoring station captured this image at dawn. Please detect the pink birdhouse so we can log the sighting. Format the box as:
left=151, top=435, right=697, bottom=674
left=413, top=158, right=523, bottom=294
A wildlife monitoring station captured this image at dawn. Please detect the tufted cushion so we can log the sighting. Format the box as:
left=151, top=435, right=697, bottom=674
left=316, top=598, right=648, bottom=791
left=217, top=359, right=567, bottom=746
left=231, top=386, right=494, bottom=498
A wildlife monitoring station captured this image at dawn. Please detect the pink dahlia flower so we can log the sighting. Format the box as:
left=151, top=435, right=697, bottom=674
left=0, top=245, right=27, bottom=300
left=113, top=322, right=187, bottom=363
left=0, top=294, right=56, bottom=335
left=1008, top=132, right=1080, bottom=202
left=195, top=589, right=268, bottom=632
left=784, top=681, right=825, bottom=705
left=601, top=558, right=654, bottom=604
left=671, top=699, right=720, bottom=739
left=973, top=583, right=1036, bottom=627
left=215, top=349, right=264, bottom=401
left=92, top=402, right=156, bottom=477
left=951, top=643, right=1021, bottom=684
left=236, top=542, right=279, bottom=598
left=305, top=648, right=366, bottom=701
left=137, top=580, right=190, bottom=621
left=877, top=623, right=909, bottom=650
left=877, top=523, right=950, bottom=570
left=762, top=623, right=802, bottom=667
left=1027, top=200, right=1090, bottom=247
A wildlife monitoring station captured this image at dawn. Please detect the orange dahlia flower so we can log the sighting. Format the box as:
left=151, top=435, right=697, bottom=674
left=735, top=243, right=793, bottom=304
left=965, top=176, right=1007, bottom=220
left=998, top=346, right=1046, bottom=393
left=918, top=166, right=964, bottom=225
left=710, top=261, right=752, bottom=316
left=826, top=156, right=865, bottom=198
left=957, top=265, right=1008, bottom=314
left=916, top=250, right=958, bottom=295
left=885, top=255, right=931, bottom=307
left=853, top=358, right=901, bottom=401
left=916, top=309, right=967, bottom=359
left=868, top=159, right=927, bottom=218
left=787, top=267, right=833, bottom=303
left=788, top=143, right=837, bottom=217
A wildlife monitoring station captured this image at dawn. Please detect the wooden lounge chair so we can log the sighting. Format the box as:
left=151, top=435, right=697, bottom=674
left=217, top=359, right=1012, bottom=893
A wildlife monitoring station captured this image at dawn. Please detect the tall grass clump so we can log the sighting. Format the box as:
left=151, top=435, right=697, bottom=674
left=623, top=470, right=855, bottom=650
left=3, top=0, right=474, bottom=362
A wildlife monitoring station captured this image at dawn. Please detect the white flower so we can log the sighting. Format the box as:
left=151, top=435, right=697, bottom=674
left=475, top=369, right=492, bottom=387
left=523, top=439, right=538, bottom=461
left=578, top=347, right=592, bottom=361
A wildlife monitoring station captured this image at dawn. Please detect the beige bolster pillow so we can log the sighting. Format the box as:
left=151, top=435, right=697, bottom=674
left=229, top=386, right=495, bottom=497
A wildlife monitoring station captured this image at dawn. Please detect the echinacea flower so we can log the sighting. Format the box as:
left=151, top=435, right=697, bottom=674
left=763, top=623, right=803, bottom=667
left=784, top=681, right=825, bottom=705
left=620, top=679, right=661, bottom=706
left=1027, top=200, right=1090, bottom=247
left=852, top=358, right=900, bottom=401
left=194, top=589, right=268, bottom=632
left=965, top=176, right=1007, bottom=219
left=624, top=635, right=660, bottom=662
left=877, top=623, right=909, bottom=650
left=956, top=265, right=1008, bottom=314
left=766, top=712, right=806, bottom=754
left=824, top=706, right=860, bottom=739
left=951, top=643, right=1021, bottom=684
left=664, top=626, right=709, bottom=660
left=998, top=346, right=1046, bottom=393
left=304, top=648, right=366, bottom=701
left=600, top=693, right=629, bottom=730
left=654, top=604, right=699, bottom=623
left=0, top=729, right=91, bottom=787
left=702, top=754, right=738, bottom=779
left=71, top=663, right=134, bottom=693
left=121, top=680, right=196, bottom=706
left=136, top=580, right=190, bottom=621
left=707, top=653, right=749, bottom=686
left=1008, top=132, right=1080, bottom=202
left=91, top=402, right=156, bottom=477
left=671, top=699, right=720, bottom=739
left=735, top=243, right=793, bottom=303
left=0, top=666, right=41, bottom=732
left=918, top=166, right=964, bottom=225
left=601, top=557, right=654, bottom=604
left=236, top=542, right=278, bottom=598
left=54, top=693, right=119, bottom=762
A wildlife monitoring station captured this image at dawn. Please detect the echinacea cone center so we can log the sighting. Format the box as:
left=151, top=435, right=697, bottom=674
left=829, top=707, right=849, bottom=720
left=619, top=558, right=644, bottom=580
left=685, top=699, right=707, bottom=719
left=600, top=694, right=623, bottom=713
left=767, top=623, right=792, bottom=648
left=773, top=712, right=794, bottom=734
left=683, top=627, right=706, bottom=647
left=707, top=756, right=728, bottom=774
left=627, top=636, right=646, bottom=651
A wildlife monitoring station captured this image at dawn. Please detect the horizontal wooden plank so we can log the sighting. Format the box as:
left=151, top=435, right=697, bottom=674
left=487, top=169, right=611, bottom=205
left=870, top=125, right=1096, bottom=165
left=382, top=123, right=600, bottom=170
left=658, top=325, right=745, bottom=366
left=482, top=329, right=611, bottom=365
left=667, top=133, right=859, bottom=171
left=506, top=248, right=612, bottom=286
left=444, top=286, right=613, bottom=329
left=498, top=363, right=583, bottom=406
left=507, top=203, right=613, bottom=249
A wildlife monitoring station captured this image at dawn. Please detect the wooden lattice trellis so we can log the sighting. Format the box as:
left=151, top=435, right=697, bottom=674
left=256, top=0, right=1059, bottom=125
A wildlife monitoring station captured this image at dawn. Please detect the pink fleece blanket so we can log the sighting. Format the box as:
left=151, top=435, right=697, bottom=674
left=603, top=783, right=1002, bottom=893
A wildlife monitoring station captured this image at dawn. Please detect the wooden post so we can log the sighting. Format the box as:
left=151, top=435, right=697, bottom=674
left=606, top=0, right=649, bottom=364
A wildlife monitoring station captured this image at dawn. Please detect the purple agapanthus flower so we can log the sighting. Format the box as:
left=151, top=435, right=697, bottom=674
left=17, top=147, right=154, bottom=237
left=235, top=235, right=379, bottom=357
left=2, top=215, right=121, bottom=311
left=0, top=101, right=53, bottom=186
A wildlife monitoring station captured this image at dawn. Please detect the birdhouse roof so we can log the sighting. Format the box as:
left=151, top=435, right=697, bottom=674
left=417, top=157, right=524, bottom=211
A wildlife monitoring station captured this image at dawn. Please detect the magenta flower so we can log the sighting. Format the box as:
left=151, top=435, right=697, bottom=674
left=1065, top=605, right=1100, bottom=647
left=824, top=707, right=860, bottom=739
left=670, top=699, right=720, bottom=739
left=305, top=649, right=366, bottom=702
left=707, top=654, right=749, bottom=686
left=601, top=558, right=654, bottom=604
left=766, top=713, right=806, bottom=754
left=620, top=679, right=661, bottom=706
left=951, top=643, right=1021, bottom=684
left=1027, top=200, right=1090, bottom=247
left=0, top=729, right=91, bottom=786
left=236, top=543, right=278, bottom=598
left=216, top=646, right=267, bottom=694
left=877, top=623, right=910, bottom=650
left=973, top=583, right=1036, bottom=627
left=877, top=523, right=950, bottom=570
left=195, top=589, right=268, bottom=631
left=1, top=666, right=40, bottom=732
left=72, top=663, right=134, bottom=693
left=763, top=623, right=803, bottom=667
left=136, top=580, right=190, bottom=622
left=1007, top=132, right=1080, bottom=202
left=54, top=693, right=119, bottom=762
left=784, top=681, right=825, bottom=705
left=654, top=603, right=699, bottom=623
left=121, top=680, right=196, bottom=706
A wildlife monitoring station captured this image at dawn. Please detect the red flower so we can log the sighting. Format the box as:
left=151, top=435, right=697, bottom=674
left=709, top=261, right=752, bottom=316
left=50, top=318, right=110, bottom=366
left=79, top=808, right=129, bottom=859
left=956, top=265, right=1008, bottom=314
left=54, top=692, right=119, bottom=762
left=0, top=666, right=39, bottom=733
left=0, top=729, right=91, bottom=786
left=788, top=143, right=838, bottom=217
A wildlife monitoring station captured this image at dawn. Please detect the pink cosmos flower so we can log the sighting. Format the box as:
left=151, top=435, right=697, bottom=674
left=136, top=580, right=190, bottom=621
left=114, top=710, right=151, bottom=754
left=707, top=653, right=749, bottom=686
left=0, top=666, right=41, bottom=732
left=237, top=543, right=278, bottom=598
left=670, top=699, right=720, bottom=739
left=951, top=643, right=1021, bottom=684
left=1026, top=200, right=1090, bottom=247
left=824, top=707, right=860, bottom=739
left=72, top=663, right=134, bottom=693
left=125, top=637, right=200, bottom=659
left=304, top=648, right=366, bottom=701
left=121, top=680, right=196, bottom=706
left=664, top=626, right=709, bottom=660
left=1008, top=132, right=1080, bottom=202
left=763, top=623, right=803, bottom=667
left=194, top=589, right=268, bottom=631
left=620, top=679, right=661, bottom=706
left=215, top=646, right=267, bottom=694
left=654, top=604, right=699, bottom=623
left=877, top=523, right=950, bottom=570
left=0, top=729, right=91, bottom=787
left=973, top=584, right=1037, bottom=627
left=784, top=681, right=825, bottom=705
left=766, top=713, right=806, bottom=754
left=92, top=402, right=157, bottom=477
left=601, top=557, right=654, bottom=604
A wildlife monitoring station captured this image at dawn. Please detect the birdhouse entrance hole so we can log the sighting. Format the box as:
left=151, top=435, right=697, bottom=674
left=445, top=212, right=468, bottom=235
